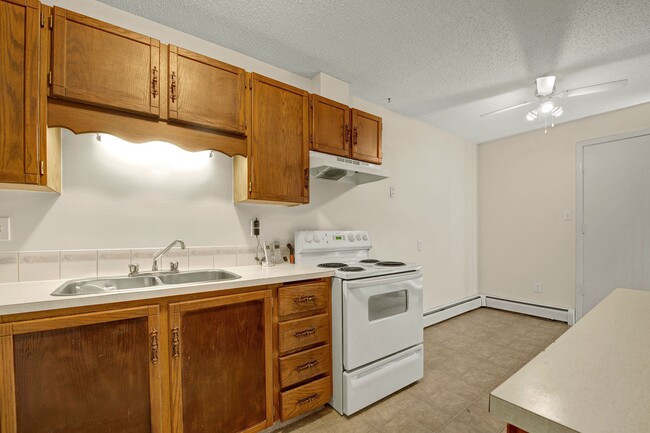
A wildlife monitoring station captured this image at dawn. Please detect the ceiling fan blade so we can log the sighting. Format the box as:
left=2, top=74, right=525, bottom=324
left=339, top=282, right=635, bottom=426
left=480, top=100, right=537, bottom=117
left=561, top=79, right=628, bottom=98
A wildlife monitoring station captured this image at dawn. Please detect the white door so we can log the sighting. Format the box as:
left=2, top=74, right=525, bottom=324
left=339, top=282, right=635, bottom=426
left=343, top=272, right=423, bottom=370
left=581, top=133, right=650, bottom=317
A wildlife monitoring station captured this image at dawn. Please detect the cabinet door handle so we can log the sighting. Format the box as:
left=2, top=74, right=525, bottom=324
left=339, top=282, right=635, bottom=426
left=150, top=330, right=159, bottom=365
left=344, top=125, right=351, bottom=145
left=304, top=168, right=309, bottom=190
left=294, top=328, right=316, bottom=338
left=297, top=393, right=320, bottom=405
left=294, top=295, right=317, bottom=304
left=353, top=126, right=358, bottom=146
left=151, top=66, right=158, bottom=98
left=171, top=327, right=180, bottom=359
left=170, top=72, right=178, bottom=102
left=296, top=359, right=319, bottom=371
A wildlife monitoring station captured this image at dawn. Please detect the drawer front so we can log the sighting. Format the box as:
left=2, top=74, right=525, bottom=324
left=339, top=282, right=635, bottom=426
left=278, top=314, right=329, bottom=355
left=279, top=345, right=331, bottom=389
left=280, top=376, right=331, bottom=421
left=278, top=283, right=329, bottom=318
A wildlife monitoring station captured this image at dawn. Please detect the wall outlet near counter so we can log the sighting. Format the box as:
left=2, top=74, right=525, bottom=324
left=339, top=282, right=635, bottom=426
left=534, top=283, right=543, bottom=293
left=250, top=218, right=261, bottom=237
left=0, top=217, right=10, bottom=241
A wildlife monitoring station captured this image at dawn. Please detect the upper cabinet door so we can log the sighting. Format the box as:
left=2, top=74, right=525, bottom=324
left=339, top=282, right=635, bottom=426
left=351, top=108, right=382, bottom=164
left=309, top=95, right=351, bottom=158
left=51, top=7, right=160, bottom=117
left=0, top=0, right=41, bottom=185
left=250, top=74, right=309, bottom=204
left=168, top=46, right=246, bottom=135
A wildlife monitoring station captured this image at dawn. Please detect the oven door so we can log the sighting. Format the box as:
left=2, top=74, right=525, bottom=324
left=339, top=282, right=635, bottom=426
left=343, top=271, right=423, bottom=370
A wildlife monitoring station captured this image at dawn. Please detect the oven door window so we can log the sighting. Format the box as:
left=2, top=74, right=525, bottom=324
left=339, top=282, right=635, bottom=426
left=368, top=290, right=408, bottom=321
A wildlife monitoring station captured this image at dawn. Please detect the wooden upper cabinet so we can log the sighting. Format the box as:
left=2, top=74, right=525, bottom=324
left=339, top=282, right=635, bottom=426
left=309, top=95, right=350, bottom=157
left=0, top=0, right=41, bottom=185
left=351, top=108, right=382, bottom=164
left=169, top=291, right=273, bottom=433
left=248, top=73, right=310, bottom=204
left=0, top=306, right=163, bottom=433
left=50, top=7, right=160, bottom=117
left=168, top=45, right=246, bottom=135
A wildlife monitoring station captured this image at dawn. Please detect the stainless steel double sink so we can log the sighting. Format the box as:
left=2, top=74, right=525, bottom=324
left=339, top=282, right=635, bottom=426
left=51, top=270, right=241, bottom=296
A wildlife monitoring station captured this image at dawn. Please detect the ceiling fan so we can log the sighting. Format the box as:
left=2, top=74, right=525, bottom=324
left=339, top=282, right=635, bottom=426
left=481, top=76, right=628, bottom=131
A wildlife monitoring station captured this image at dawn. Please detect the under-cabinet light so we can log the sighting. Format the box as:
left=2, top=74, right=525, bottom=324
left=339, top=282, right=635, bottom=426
left=96, top=134, right=211, bottom=174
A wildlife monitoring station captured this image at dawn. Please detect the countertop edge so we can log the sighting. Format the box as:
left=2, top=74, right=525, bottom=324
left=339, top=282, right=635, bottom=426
left=0, top=266, right=334, bottom=316
left=489, top=394, right=579, bottom=433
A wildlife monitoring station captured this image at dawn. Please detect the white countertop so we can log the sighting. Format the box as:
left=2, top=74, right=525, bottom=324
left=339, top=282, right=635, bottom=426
left=0, top=264, right=333, bottom=316
left=490, top=288, right=650, bottom=433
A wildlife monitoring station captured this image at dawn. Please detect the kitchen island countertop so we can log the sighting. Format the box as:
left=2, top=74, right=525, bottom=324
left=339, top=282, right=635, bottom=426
left=0, top=264, right=334, bottom=316
left=490, top=288, right=650, bottom=433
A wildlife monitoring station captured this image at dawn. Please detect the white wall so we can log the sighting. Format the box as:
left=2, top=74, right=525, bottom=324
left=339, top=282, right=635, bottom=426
left=478, top=102, right=650, bottom=309
left=0, top=0, right=477, bottom=311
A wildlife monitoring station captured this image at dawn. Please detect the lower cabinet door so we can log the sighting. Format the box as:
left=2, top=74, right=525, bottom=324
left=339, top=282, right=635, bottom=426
left=0, top=306, right=163, bottom=433
left=169, top=290, right=273, bottom=433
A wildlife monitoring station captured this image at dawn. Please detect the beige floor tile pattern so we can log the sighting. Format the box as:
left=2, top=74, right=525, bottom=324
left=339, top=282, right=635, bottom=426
left=274, top=308, right=569, bottom=433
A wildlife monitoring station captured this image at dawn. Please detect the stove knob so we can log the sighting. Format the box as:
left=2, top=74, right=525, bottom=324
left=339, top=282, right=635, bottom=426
left=348, top=233, right=354, bottom=242
left=313, top=234, right=320, bottom=243
left=356, top=233, right=362, bottom=241
left=362, top=234, right=369, bottom=241
left=305, top=234, right=312, bottom=243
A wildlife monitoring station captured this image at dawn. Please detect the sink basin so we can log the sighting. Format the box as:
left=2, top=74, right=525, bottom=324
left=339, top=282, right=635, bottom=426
left=51, top=270, right=241, bottom=296
left=52, top=276, right=161, bottom=296
left=157, top=270, right=240, bottom=285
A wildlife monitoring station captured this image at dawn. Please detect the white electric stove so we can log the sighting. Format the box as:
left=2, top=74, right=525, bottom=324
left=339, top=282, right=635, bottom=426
left=295, top=230, right=424, bottom=415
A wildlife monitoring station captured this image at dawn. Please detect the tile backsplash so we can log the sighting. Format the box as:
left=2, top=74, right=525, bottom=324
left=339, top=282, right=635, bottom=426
left=0, top=244, right=286, bottom=284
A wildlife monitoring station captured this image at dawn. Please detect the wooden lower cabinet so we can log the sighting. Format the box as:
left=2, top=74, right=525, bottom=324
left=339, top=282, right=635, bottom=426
left=0, top=280, right=331, bottom=433
left=0, top=306, right=163, bottom=433
left=169, top=290, right=273, bottom=433
left=275, top=280, right=332, bottom=421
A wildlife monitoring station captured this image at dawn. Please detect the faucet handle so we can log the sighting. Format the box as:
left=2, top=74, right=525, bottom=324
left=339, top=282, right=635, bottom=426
left=170, top=261, right=179, bottom=272
left=128, top=263, right=139, bottom=276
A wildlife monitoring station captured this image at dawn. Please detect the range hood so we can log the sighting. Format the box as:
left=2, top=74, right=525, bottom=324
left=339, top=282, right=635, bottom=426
left=309, top=151, right=389, bottom=184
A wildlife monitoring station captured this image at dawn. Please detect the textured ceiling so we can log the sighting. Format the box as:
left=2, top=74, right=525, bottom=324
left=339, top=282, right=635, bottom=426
left=96, top=0, right=650, bottom=143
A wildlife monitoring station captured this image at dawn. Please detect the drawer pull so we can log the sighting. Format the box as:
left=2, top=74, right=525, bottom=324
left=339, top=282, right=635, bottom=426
left=297, top=393, right=320, bottom=405
left=294, top=328, right=316, bottom=338
left=294, top=295, right=317, bottom=303
left=296, top=360, right=319, bottom=371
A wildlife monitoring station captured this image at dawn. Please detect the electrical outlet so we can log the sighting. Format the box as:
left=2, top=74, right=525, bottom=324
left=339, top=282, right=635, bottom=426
left=417, top=240, right=423, bottom=252
left=534, top=283, right=543, bottom=293
left=563, top=210, right=572, bottom=221
left=250, top=218, right=261, bottom=237
left=389, top=186, right=396, bottom=198
left=0, top=217, right=10, bottom=241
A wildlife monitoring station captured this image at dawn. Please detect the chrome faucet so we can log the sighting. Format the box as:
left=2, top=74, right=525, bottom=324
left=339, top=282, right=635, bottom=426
left=152, top=240, right=186, bottom=271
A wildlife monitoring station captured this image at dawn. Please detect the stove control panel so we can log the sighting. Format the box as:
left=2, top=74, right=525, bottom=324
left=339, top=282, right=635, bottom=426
left=295, top=230, right=372, bottom=253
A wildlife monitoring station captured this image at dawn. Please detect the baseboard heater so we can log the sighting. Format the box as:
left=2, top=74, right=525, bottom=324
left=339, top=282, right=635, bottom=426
left=484, top=296, right=575, bottom=325
left=423, top=296, right=482, bottom=327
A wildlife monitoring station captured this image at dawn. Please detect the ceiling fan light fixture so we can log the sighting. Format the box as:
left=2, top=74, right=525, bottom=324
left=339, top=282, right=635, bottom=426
left=540, top=100, right=555, bottom=114
left=551, top=106, right=563, bottom=117
left=526, top=111, right=538, bottom=121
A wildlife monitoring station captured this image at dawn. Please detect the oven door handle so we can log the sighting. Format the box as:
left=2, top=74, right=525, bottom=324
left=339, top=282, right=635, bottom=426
left=345, top=270, right=423, bottom=289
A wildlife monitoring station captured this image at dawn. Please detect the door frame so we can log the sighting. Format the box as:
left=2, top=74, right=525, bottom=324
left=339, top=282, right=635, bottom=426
left=575, top=128, right=650, bottom=321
